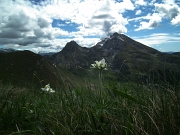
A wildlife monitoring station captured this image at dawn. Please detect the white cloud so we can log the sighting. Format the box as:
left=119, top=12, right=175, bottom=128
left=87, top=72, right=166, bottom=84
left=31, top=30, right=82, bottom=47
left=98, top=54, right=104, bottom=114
left=115, top=0, right=135, bottom=13
left=171, top=14, right=180, bottom=24
left=135, top=0, right=147, bottom=6
left=155, top=3, right=180, bottom=25
left=132, top=2, right=180, bottom=31
left=133, top=33, right=180, bottom=47
left=155, top=3, right=180, bottom=19
left=163, top=0, right=175, bottom=5
left=39, top=0, right=134, bottom=36
left=0, top=0, right=69, bottom=50
left=135, top=13, right=162, bottom=31
left=0, top=0, right=179, bottom=52
left=0, top=0, right=132, bottom=52
left=72, top=36, right=101, bottom=48
left=148, top=0, right=157, bottom=6
left=135, top=10, right=142, bottom=15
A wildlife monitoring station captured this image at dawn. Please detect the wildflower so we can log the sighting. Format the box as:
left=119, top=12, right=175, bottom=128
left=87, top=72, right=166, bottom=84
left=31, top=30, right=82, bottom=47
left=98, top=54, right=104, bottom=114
left=91, top=58, right=107, bottom=100
left=91, top=58, right=107, bottom=71
left=29, top=109, right=34, bottom=114
left=41, top=84, right=55, bottom=93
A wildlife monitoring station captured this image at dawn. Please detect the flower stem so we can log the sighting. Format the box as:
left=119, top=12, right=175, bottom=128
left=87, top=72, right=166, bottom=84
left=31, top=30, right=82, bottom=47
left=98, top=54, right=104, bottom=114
left=99, top=70, right=102, bottom=100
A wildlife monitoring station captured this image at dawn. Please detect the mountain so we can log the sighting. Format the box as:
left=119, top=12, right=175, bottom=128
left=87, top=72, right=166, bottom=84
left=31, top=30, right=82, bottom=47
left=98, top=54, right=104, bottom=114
left=0, top=50, right=78, bottom=88
left=0, top=48, right=18, bottom=53
left=52, top=32, right=161, bottom=68
left=51, top=32, right=180, bottom=84
left=1, top=33, right=179, bottom=87
left=38, top=51, right=56, bottom=56
left=53, top=41, right=90, bottom=68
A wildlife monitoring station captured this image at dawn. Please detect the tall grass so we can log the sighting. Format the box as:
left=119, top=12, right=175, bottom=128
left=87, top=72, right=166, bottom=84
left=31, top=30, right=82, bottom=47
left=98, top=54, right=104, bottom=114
left=0, top=78, right=180, bottom=134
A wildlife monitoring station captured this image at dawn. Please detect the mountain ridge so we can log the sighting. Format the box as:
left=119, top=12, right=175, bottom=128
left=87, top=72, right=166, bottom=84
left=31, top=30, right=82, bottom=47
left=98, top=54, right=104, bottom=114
left=52, top=33, right=162, bottom=68
left=0, top=50, right=79, bottom=88
left=0, top=32, right=180, bottom=87
left=49, top=32, right=180, bottom=84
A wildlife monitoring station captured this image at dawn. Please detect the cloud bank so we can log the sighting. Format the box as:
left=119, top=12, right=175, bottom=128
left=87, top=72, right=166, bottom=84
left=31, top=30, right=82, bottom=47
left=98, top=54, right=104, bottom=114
left=0, top=0, right=180, bottom=52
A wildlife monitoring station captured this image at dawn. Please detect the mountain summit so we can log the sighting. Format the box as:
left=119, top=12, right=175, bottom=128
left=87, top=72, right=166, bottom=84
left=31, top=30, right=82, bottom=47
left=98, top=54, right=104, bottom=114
left=51, top=32, right=180, bottom=83
left=0, top=32, right=179, bottom=86
left=52, top=32, right=161, bottom=69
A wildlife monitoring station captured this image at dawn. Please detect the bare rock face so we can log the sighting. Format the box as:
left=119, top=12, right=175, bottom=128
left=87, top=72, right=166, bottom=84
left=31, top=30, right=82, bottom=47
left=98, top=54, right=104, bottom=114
left=102, top=32, right=125, bottom=50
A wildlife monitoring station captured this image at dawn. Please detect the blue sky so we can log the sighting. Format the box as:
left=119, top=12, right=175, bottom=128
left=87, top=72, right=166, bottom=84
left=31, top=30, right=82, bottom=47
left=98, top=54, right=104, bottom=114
left=0, top=0, right=180, bottom=53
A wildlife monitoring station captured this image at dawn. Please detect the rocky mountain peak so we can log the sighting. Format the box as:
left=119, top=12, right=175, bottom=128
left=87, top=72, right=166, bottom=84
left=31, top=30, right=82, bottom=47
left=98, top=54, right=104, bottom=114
left=109, top=32, right=124, bottom=40
left=52, top=32, right=163, bottom=70
left=102, top=33, right=125, bottom=50
left=44, top=32, right=180, bottom=85
left=110, top=32, right=120, bottom=37
left=62, top=40, right=80, bottom=52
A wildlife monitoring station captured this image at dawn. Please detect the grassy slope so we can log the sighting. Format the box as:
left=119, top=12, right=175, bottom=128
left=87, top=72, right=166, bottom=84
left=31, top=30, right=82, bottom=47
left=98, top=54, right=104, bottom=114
left=0, top=79, right=179, bottom=135
left=45, top=34, right=180, bottom=86
left=0, top=50, right=180, bottom=135
left=112, top=42, right=180, bottom=85
left=0, top=51, right=83, bottom=89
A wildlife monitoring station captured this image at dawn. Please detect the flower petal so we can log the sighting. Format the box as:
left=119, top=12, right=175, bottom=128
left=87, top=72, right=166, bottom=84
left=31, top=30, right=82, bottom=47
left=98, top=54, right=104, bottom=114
left=91, top=64, right=96, bottom=68
left=41, top=88, right=46, bottom=91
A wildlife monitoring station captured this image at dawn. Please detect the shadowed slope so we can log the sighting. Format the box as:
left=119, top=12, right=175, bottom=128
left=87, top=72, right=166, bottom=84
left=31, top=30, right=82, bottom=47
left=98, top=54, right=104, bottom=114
left=0, top=50, right=79, bottom=88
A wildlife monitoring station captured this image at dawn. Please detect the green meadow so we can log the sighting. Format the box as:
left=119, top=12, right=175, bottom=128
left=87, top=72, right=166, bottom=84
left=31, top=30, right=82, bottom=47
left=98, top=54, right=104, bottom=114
left=0, top=65, right=180, bottom=135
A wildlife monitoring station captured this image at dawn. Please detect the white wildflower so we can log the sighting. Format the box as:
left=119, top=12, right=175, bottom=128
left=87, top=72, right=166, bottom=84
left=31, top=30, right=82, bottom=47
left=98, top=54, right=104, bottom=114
left=41, top=84, right=55, bottom=93
left=91, top=58, right=107, bottom=71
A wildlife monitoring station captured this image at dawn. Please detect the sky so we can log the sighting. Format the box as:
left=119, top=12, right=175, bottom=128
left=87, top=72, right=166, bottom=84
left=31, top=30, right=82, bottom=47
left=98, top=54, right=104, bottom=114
left=0, top=0, right=180, bottom=53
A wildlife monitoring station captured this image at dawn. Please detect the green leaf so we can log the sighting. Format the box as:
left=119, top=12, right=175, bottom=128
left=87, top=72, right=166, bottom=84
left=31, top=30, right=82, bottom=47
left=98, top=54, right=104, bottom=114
left=88, top=109, right=98, bottom=135
left=113, top=89, right=147, bottom=106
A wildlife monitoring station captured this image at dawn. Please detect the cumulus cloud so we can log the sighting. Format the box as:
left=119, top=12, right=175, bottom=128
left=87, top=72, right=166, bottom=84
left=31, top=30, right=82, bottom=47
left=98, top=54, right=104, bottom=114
left=42, top=0, right=130, bottom=39
left=0, top=0, right=133, bottom=52
left=147, top=0, right=157, bottom=6
left=82, top=0, right=129, bottom=36
left=135, top=0, right=147, bottom=6
left=155, top=3, right=179, bottom=19
left=132, top=2, right=180, bottom=31
left=163, top=0, right=176, bottom=5
left=135, top=13, right=162, bottom=31
left=115, top=0, right=135, bottom=13
left=135, top=10, right=142, bottom=15
left=155, top=3, right=180, bottom=25
left=0, top=0, right=179, bottom=52
left=0, top=0, right=70, bottom=51
left=72, top=35, right=101, bottom=48
left=171, top=14, right=180, bottom=24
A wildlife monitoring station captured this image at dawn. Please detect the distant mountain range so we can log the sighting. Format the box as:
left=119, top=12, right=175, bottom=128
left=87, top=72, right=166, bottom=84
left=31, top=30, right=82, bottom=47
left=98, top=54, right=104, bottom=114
left=0, top=48, right=18, bottom=53
left=0, top=32, right=180, bottom=87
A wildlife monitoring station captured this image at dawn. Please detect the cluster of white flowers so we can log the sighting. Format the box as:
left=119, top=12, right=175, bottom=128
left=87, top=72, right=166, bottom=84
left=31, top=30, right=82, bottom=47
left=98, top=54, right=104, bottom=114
left=91, top=58, right=107, bottom=71
left=41, top=84, right=55, bottom=93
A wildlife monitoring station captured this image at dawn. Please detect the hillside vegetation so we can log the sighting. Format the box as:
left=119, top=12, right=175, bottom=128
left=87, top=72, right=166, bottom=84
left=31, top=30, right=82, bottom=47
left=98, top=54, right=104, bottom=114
left=0, top=50, right=83, bottom=89
left=0, top=75, right=180, bottom=134
left=0, top=33, right=180, bottom=134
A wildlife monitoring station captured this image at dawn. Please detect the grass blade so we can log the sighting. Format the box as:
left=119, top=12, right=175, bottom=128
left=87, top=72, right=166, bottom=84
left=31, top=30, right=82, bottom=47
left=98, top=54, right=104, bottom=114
left=113, top=89, right=147, bottom=106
